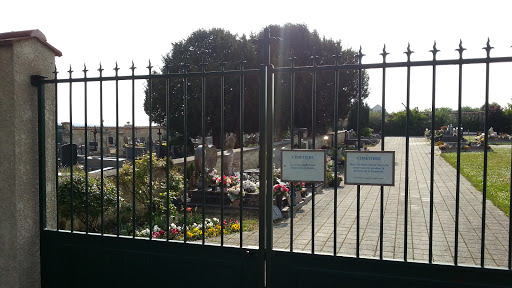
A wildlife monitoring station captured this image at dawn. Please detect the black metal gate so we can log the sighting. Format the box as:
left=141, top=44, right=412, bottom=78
left=35, top=29, right=512, bottom=287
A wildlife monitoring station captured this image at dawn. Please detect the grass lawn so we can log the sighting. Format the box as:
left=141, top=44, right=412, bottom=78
left=440, top=146, right=511, bottom=216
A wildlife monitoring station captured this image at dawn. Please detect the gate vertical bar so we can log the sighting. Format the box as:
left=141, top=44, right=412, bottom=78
left=311, top=54, right=318, bottom=255
left=68, top=66, right=74, bottom=232
left=53, top=67, right=59, bottom=231
left=182, top=62, right=189, bottom=242
left=147, top=61, right=154, bottom=239
left=239, top=58, right=246, bottom=248
left=356, top=47, right=364, bottom=258
left=258, top=62, right=267, bottom=288
left=201, top=60, right=207, bottom=245
left=430, top=43, right=440, bottom=264
left=220, top=59, right=226, bottom=246
left=380, top=45, right=389, bottom=260
left=165, top=65, right=170, bottom=242
left=130, top=62, right=136, bottom=238
left=455, top=41, right=465, bottom=265
left=289, top=55, right=296, bottom=252
left=404, top=44, right=413, bottom=262
left=99, top=64, right=105, bottom=235
left=481, top=39, right=493, bottom=267
left=83, top=65, right=89, bottom=234
left=265, top=63, right=274, bottom=288
left=115, top=63, right=121, bottom=236
left=333, top=53, right=340, bottom=256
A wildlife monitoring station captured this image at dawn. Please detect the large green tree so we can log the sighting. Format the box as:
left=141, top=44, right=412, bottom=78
left=144, top=24, right=369, bottom=147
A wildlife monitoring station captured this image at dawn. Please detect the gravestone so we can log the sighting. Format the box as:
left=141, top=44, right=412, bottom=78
left=273, top=147, right=282, bottom=167
left=223, top=149, right=234, bottom=176
left=61, top=143, right=77, bottom=167
left=125, top=146, right=145, bottom=160
left=194, top=145, right=217, bottom=172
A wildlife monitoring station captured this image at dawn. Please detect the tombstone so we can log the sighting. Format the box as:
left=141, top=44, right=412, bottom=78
left=61, top=143, right=77, bottom=167
left=194, top=145, right=217, bottom=172
left=89, top=141, right=98, bottom=152
left=156, top=143, right=167, bottom=158
left=223, top=149, right=234, bottom=176
left=125, top=146, right=145, bottom=160
left=273, top=148, right=282, bottom=168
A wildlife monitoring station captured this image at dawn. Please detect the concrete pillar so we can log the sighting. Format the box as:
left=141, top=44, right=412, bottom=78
left=0, top=30, right=60, bottom=288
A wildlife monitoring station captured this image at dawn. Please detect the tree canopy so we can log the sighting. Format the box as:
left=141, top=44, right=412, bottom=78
left=144, top=24, right=370, bottom=147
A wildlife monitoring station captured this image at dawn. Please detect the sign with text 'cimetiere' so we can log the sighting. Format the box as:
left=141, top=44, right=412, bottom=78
left=345, top=151, right=395, bottom=186
left=281, top=150, right=326, bottom=183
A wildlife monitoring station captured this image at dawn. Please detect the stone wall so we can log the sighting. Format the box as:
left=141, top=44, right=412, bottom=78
left=0, top=30, right=59, bottom=288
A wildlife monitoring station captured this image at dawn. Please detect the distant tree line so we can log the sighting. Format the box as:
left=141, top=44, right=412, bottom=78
left=353, top=101, right=512, bottom=137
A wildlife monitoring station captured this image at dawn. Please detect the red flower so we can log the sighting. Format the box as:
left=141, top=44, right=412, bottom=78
left=186, top=207, right=192, bottom=212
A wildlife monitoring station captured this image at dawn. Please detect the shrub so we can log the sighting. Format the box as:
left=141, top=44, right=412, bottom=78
left=58, top=169, right=122, bottom=232
left=119, top=153, right=183, bottom=219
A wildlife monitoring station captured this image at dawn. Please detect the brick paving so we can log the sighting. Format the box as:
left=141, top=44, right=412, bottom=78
left=209, top=137, right=510, bottom=269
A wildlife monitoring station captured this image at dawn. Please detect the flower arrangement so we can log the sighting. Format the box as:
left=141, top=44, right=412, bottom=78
left=242, top=180, right=258, bottom=193
left=327, top=172, right=343, bottom=187
left=206, top=168, right=220, bottom=186
left=136, top=216, right=242, bottom=241
left=227, top=186, right=245, bottom=201
left=273, top=183, right=289, bottom=197
left=325, top=155, right=334, bottom=170
left=215, top=175, right=232, bottom=187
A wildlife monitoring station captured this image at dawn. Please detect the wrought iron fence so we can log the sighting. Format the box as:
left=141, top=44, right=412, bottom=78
left=37, top=30, right=512, bottom=276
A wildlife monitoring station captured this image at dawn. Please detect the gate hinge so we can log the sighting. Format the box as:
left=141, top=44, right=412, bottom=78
left=31, top=75, right=47, bottom=87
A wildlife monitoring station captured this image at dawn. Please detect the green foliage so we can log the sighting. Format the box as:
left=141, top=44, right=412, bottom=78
left=368, top=111, right=382, bottom=133
left=385, top=108, right=428, bottom=136
left=145, top=24, right=370, bottom=144
left=119, top=153, right=183, bottom=219
left=481, top=102, right=507, bottom=133
left=503, top=101, right=512, bottom=133
left=58, top=169, right=121, bottom=232
left=347, top=102, right=370, bottom=132
left=361, top=127, right=373, bottom=137
left=461, top=106, right=480, bottom=112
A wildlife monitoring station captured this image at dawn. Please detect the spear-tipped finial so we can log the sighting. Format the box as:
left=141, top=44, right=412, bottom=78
left=68, top=65, right=73, bottom=77
left=239, top=57, right=246, bottom=70
left=114, top=61, right=119, bottom=74
left=130, top=61, right=136, bottom=72
left=200, top=56, right=208, bottom=70
left=98, top=62, right=104, bottom=73
left=82, top=64, right=88, bottom=76
left=380, top=44, right=389, bottom=63
left=333, top=53, right=342, bottom=66
left=404, top=43, right=414, bottom=61
left=483, top=37, right=494, bottom=58
left=219, top=56, right=227, bottom=70
left=455, top=39, right=466, bottom=60
left=430, top=41, right=440, bottom=60
left=147, top=60, right=153, bottom=71
left=356, top=46, right=365, bottom=64
left=53, top=66, right=58, bottom=79
left=310, top=54, right=319, bottom=66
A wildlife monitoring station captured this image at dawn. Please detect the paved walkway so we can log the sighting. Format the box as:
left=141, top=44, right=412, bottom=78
left=208, top=137, right=510, bottom=268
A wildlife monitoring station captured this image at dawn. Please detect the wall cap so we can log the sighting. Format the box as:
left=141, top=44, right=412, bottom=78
left=0, top=29, right=62, bottom=56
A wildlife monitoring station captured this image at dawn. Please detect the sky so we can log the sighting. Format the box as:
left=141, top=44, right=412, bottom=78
left=3, top=0, right=512, bottom=126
